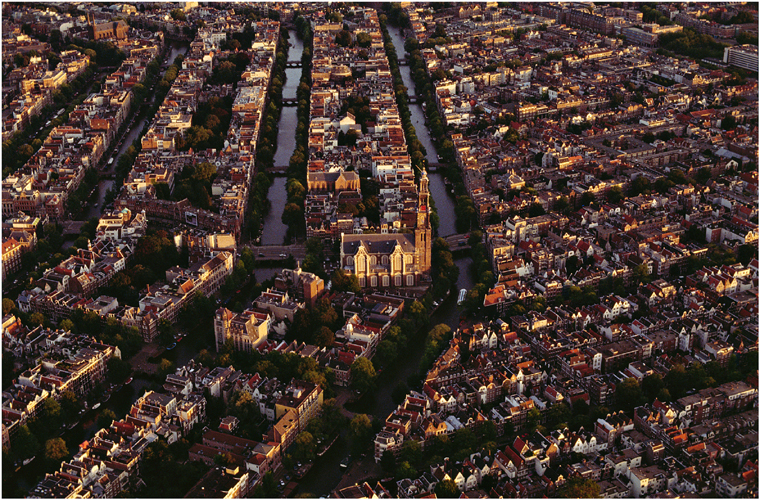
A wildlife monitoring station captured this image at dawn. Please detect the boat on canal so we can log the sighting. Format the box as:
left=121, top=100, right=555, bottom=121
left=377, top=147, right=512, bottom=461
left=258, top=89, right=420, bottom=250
left=457, top=288, right=467, bottom=305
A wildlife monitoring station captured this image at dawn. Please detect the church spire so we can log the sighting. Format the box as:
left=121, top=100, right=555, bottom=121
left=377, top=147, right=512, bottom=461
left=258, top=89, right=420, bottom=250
left=419, top=169, right=429, bottom=213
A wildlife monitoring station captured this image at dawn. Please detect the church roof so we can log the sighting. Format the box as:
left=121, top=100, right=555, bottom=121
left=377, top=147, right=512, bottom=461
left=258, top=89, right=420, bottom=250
left=307, top=170, right=359, bottom=183
left=342, top=233, right=416, bottom=255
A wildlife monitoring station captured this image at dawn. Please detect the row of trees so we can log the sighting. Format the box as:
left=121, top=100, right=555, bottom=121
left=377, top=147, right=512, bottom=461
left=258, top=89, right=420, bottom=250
left=105, top=52, right=183, bottom=206
left=381, top=422, right=503, bottom=490
left=658, top=28, right=728, bottom=61
left=461, top=232, right=496, bottom=315
left=3, top=389, right=83, bottom=470
left=207, top=341, right=336, bottom=400
left=175, top=94, right=234, bottom=154
left=244, top=28, right=289, bottom=241
left=378, top=17, right=429, bottom=175
left=247, top=172, right=273, bottom=242
left=2, top=61, right=97, bottom=177
left=138, top=439, right=209, bottom=497
left=283, top=13, right=314, bottom=241
left=395, top=15, right=474, bottom=235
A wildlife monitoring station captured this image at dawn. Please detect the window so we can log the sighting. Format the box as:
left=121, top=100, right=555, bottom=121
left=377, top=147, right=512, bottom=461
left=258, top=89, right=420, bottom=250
left=395, top=275, right=402, bottom=287
left=359, top=276, right=366, bottom=287
left=357, top=256, right=365, bottom=272
left=370, top=275, right=377, bottom=287
left=405, top=255, right=413, bottom=264
left=382, top=275, right=389, bottom=287
left=406, top=274, right=415, bottom=286
left=394, top=255, right=402, bottom=270
left=381, top=255, right=389, bottom=265
left=370, top=256, right=377, bottom=266
left=347, top=256, right=353, bottom=266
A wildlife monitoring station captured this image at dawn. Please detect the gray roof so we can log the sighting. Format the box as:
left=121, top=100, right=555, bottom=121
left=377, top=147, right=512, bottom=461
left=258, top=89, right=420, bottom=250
left=342, top=233, right=415, bottom=255
left=308, top=170, right=360, bottom=183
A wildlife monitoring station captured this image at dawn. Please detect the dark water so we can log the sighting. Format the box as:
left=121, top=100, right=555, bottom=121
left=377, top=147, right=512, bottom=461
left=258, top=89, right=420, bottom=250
left=261, top=30, right=305, bottom=245
left=295, top=25, right=473, bottom=497
left=260, top=176, right=288, bottom=246
left=386, top=26, right=457, bottom=238
left=12, top=378, right=151, bottom=495
left=86, top=40, right=190, bottom=221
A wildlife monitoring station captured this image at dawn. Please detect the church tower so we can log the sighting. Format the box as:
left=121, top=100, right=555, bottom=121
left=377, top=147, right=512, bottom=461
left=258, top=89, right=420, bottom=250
left=415, top=169, right=432, bottom=274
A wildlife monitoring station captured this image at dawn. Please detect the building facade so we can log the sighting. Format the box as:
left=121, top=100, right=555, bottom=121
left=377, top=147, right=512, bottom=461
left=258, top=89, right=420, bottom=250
left=340, top=170, right=432, bottom=288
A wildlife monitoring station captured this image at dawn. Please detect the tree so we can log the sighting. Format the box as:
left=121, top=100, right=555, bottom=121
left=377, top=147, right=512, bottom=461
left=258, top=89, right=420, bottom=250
left=548, top=402, right=572, bottom=430
left=356, top=32, right=372, bottom=48
left=721, top=115, right=737, bottom=131
left=158, top=359, right=175, bottom=378
left=617, top=378, right=644, bottom=411
left=3, top=298, right=15, bottom=315
left=580, top=191, right=595, bottom=206
left=97, top=409, right=116, bottom=429
left=527, top=407, right=542, bottom=432
left=12, top=425, right=39, bottom=459
left=381, top=450, right=396, bottom=473
left=396, top=461, right=417, bottom=480
left=331, top=269, right=360, bottom=294
left=376, top=340, right=398, bottom=367
left=400, top=440, right=423, bottom=467
left=43, top=397, right=62, bottom=422
left=313, top=326, right=335, bottom=348
left=293, top=431, right=317, bottom=462
left=213, top=451, right=234, bottom=466
left=633, top=263, right=652, bottom=285
left=158, top=318, right=175, bottom=345
left=44, top=437, right=68, bottom=463
left=170, top=8, right=186, bottom=21
left=607, top=186, right=624, bottom=204
left=350, top=357, right=376, bottom=394
left=29, top=312, right=47, bottom=327
left=335, top=30, right=351, bottom=47
left=59, top=391, right=80, bottom=420
left=557, top=476, right=601, bottom=498
left=642, top=373, right=664, bottom=401
left=657, top=388, right=672, bottom=402
left=350, top=414, right=373, bottom=453
left=528, top=202, right=546, bottom=217
left=435, top=479, right=460, bottom=498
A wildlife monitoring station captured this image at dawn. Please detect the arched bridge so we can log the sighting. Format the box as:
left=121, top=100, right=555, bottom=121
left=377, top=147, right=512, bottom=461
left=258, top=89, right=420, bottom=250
left=442, top=233, right=475, bottom=251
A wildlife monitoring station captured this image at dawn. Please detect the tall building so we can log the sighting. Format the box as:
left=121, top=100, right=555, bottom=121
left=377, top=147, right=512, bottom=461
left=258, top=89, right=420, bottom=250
left=214, top=308, right=270, bottom=352
left=724, top=44, right=759, bottom=72
left=340, top=170, right=432, bottom=288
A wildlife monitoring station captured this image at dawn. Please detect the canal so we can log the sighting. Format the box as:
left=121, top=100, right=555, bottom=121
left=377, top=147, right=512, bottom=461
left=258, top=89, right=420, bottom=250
left=387, top=25, right=458, bottom=238
left=260, top=30, right=303, bottom=246
left=85, top=40, right=190, bottom=221
left=10, top=377, right=152, bottom=495
left=295, top=24, right=472, bottom=497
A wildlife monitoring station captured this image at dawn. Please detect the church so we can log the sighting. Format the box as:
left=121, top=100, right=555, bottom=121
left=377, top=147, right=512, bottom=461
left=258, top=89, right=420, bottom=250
left=340, top=170, right=432, bottom=288
left=86, top=12, right=129, bottom=41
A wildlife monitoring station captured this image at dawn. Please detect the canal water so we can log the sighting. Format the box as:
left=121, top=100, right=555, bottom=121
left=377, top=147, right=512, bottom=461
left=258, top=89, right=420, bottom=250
left=387, top=25, right=457, bottom=238
left=85, top=40, right=190, bottom=221
left=295, top=24, right=473, bottom=497
left=11, top=377, right=152, bottom=495
left=260, top=30, right=303, bottom=246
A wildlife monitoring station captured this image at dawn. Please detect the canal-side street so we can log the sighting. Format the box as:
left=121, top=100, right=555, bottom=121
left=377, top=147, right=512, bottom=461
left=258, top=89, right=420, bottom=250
left=293, top=23, right=471, bottom=498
